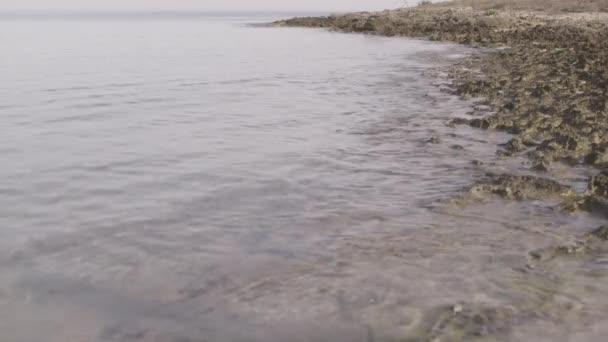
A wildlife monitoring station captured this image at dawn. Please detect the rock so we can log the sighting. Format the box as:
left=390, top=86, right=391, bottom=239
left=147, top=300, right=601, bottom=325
left=530, top=240, right=588, bottom=262
left=508, top=137, right=527, bottom=152
left=405, top=303, right=516, bottom=341
left=447, top=117, right=470, bottom=127
left=469, top=174, right=574, bottom=201
left=532, top=158, right=551, bottom=172
left=427, top=136, right=442, bottom=144
left=469, top=118, right=492, bottom=129
left=528, top=225, right=608, bottom=263
left=561, top=195, right=608, bottom=216
left=589, top=171, right=608, bottom=198
left=585, top=148, right=608, bottom=167
left=590, top=225, right=608, bottom=240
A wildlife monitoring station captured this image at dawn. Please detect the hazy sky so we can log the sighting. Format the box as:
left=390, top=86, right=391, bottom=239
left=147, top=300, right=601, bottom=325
left=1, top=0, right=420, bottom=12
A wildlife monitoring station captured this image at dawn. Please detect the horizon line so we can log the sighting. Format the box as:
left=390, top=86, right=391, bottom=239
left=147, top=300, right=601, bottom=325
left=0, top=8, right=401, bottom=14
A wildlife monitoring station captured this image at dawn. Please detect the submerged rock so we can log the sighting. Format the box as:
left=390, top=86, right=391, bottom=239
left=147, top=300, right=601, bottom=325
left=530, top=240, right=590, bottom=262
left=468, top=174, right=574, bottom=201
left=404, top=303, right=516, bottom=341
left=590, top=225, right=608, bottom=240
left=447, top=117, right=470, bottom=127
left=530, top=224, right=608, bottom=262
left=427, top=136, right=442, bottom=144
left=561, top=194, right=608, bottom=216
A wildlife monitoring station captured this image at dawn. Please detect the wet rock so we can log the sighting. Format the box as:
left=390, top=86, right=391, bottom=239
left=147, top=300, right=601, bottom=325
left=560, top=172, right=608, bottom=215
left=427, top=136, right=442, bottom=144
left=561, top=195, right=608, bottom=216
left=507, top=137, right=527, bottom=153
left=590, top=225, right=608, bottom=240
left=496, top=149, right=513, bottom=157
left=447, top=117, right=470, bottom=127
left=405, top=303, right=516, bottom=341
left=273, top=16, right=336, bottom=28
left=585, top=148, right=608, bottom=168
left=530, top=240, right=589, bottom=262
left=468, top=174, right=574, bottom=201
left=100, top=324, right=149, bottom=341
left=530, top=224, right=608, bottom=263
left=532, top=158, right=551, bottom=172
left=469, top=118, right=492, bottom=129
left=589, top=171, right=608, bottom=198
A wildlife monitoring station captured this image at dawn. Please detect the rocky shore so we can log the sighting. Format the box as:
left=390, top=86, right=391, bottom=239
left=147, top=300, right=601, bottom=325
left=275, top=4, right=608, bottom=340
left=275, top=6, right=607, bottom=216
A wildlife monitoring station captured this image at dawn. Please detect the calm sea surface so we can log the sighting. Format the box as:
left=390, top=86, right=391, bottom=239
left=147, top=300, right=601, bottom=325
left=1, top=12, right=607, bottom=342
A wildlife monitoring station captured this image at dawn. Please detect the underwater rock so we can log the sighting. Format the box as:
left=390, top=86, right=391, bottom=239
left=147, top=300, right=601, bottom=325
left=468, top=174, right=574, bottom=201
left=404, top=303, right=516, bottom=342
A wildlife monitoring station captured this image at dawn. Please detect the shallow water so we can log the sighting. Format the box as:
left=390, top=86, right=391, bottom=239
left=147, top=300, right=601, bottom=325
left=0, top=12, right=607, bottom=342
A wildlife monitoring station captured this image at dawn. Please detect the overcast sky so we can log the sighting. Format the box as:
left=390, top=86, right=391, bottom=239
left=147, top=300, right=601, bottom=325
left=1, top=0, right=421, bottom=12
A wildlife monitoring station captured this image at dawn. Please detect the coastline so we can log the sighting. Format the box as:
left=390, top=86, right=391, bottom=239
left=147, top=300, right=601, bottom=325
left=274, top=5, right=608, bottom=340
left=275, top=6, right=607, bottom=226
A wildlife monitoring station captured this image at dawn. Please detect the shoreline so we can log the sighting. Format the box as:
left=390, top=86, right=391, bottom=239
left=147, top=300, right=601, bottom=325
left=274, top=6, right=607, bottom=222
left=274, top=6, right=608, bottom=340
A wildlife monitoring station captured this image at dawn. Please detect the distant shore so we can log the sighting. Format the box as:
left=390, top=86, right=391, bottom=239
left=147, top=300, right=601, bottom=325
left=275, top=4, right=608, bottom=339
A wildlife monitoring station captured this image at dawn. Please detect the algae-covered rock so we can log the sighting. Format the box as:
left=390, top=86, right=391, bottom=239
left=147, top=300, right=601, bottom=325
left=585, top=148, right=608, bottom=168
left=561, top=172, right=608, bottom=215
left=529, top=224, right=608, bottom=263
left=532, top=158, right=551, bottom=172
left=529, top=240, right=589, bottom=262
left=468, top=174, right=574, bottom=201
left=589, top=171, right=608, bottom=198
left=560, top=194, right=608, bottom=216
